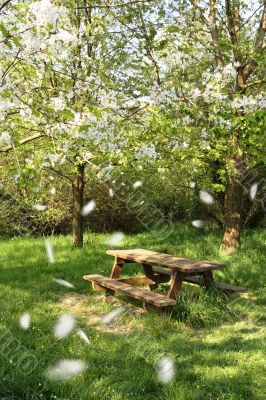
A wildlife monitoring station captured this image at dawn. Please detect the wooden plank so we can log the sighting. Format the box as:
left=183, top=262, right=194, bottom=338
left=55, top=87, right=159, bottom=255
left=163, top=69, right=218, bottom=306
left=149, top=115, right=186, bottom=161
left=106, top=249, right=225, bottom=273
left=83, top=274, right=176, bottom=307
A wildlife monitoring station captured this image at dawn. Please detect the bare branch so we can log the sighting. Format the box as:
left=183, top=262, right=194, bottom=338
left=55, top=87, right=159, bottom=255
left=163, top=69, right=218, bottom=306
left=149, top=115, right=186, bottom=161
left=77, top=0, right=153, bottom=9
left=0, top=133, right=45, bottom=153
left=0, top=0, right=12, bottom=12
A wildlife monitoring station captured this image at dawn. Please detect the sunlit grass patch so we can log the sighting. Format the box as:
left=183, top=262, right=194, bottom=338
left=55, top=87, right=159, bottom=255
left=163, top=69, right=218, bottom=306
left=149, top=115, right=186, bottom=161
left=0, top=225, right=265, bottom=399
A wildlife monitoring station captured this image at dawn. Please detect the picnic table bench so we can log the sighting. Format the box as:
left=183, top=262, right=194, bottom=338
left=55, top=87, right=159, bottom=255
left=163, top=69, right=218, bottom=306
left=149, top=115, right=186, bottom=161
left=84, top=249, right=246, bottom=314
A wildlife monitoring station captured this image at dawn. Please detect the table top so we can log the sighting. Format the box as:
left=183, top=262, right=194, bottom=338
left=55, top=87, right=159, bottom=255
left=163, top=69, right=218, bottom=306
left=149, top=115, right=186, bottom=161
left=106, top=249, right=226, bottom=273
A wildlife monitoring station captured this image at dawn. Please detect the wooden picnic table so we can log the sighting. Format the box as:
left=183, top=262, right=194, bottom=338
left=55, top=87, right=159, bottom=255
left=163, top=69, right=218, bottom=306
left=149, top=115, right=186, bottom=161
left=84, top=248, right=246, bottom=314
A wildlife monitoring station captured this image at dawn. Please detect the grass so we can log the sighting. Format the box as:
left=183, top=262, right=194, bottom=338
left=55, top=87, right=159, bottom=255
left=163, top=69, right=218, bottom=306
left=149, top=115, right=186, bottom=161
left=0, top=225, right=265, bottom=400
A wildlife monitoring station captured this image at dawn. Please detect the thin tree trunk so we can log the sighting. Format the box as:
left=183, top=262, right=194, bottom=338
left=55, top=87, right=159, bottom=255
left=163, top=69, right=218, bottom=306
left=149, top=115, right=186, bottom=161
left=221, top=154, right=244, bottom=253
left=72, top=163, right=85, bottom=247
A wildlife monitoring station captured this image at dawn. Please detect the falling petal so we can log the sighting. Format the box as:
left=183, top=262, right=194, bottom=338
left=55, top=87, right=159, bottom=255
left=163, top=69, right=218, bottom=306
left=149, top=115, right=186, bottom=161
left=33, top=204, right=47, bottom=211
left=106, top=232, right=125, bottom=246
left=54, top=314, right=75, bottom=338
left=45, top=359, right=87, bottom=381
left=199, top=190, right=214, bottom=205
left=190, top=182, right=196, bottom=188
left=109, top=188, right=114, bottom=197
left=81, top=200, right=96, bottom=216
left=45, top=239, right=55, bottom=263
left=77, top=329, right=90, bottom=344
left=50, top=187, right=56, bottom=195
left=250, top=183, right=258, bottom=200
left=19, top=313, right=30, bottom=330
left=155, top=356, right=175, bottom=384
left=53, top=278, right=75, bottom=289
left=133, top=181, right=142, bottom=188
left=192, top=220, right=205, bottom=228
left=101, top=306, right=125, bottom=324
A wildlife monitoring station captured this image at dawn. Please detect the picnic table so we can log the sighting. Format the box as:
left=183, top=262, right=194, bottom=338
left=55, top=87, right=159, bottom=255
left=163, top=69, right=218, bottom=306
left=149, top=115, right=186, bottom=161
left=84, top=249, right=246, bottom=314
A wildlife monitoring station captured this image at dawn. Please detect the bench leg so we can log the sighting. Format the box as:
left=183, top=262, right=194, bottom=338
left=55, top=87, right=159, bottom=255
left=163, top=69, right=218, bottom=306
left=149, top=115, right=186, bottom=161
left=202, top=271, right=215, bottom=290
left=167, top=271, right=183, bottom=300
left=142, top=264, right=158, bottom=291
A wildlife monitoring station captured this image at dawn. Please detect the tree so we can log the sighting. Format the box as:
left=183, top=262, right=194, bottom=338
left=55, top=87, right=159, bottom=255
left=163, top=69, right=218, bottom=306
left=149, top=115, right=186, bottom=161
left=127, top=0, right=266, bottom=252
left=0, top=0, right=157, bottom=246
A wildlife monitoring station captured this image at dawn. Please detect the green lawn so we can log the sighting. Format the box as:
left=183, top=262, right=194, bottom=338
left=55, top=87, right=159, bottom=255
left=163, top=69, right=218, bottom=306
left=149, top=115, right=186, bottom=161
left=0, top=226, right=265, bottom=400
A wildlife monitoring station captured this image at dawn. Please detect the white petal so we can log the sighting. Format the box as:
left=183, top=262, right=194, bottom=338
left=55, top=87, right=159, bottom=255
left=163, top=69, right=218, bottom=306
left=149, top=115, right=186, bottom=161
left=133, top=181, right=142, bottom=188
left=46, top=359, right=87, bottom=381
left=101, top=306, right=125, bottom=324
left=109, top=188, right=114, bottom=197
left=33, top=204, right=47, bottom=211
left=19, top=313, right=31, bottom=330
left=192, top=220, right=205, bottom=228
left=106, top=232, right=125, bottom=246
left=50, top=187, right=56, bottom=195
left=53, top=278, right=75, bottom=289
left=250, top=183, right=258, bottom=201
left=155, top=356, right=175, bottom=384
left=77, top=329, right=90, bottom=344
left=54, top=314, right=75, bottom=338
left=81, top=200, right=96, bottom=216
left=45, top=239, right=55, bottom=263
left=199, top=190, right=214, bottom=205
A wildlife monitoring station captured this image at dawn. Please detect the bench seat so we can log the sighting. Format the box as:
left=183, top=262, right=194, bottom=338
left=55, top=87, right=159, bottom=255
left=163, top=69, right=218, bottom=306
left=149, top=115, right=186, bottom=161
left=83, top=274, right=176, bottom=310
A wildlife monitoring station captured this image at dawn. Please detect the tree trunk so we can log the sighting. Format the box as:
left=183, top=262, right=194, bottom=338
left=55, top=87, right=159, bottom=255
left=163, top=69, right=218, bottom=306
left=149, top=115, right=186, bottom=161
left=220, top=155, right=244, bottom=253
left=72, top=163, right=85, bottom=247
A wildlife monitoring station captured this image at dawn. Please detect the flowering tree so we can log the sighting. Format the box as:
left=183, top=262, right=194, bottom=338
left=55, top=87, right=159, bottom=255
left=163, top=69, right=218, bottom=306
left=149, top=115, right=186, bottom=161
left=0, top=0, right=159, bottom=246
left=125, top=0, right=266, bottom=252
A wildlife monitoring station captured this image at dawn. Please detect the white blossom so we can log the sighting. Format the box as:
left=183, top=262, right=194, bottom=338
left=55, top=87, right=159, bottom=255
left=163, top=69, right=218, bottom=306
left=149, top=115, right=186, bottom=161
left=250, top=183, right=258, bottom=201
left=101, top=306, right=125, bottom=324
left=53, top=278, right=75, bottom=289
left=155, top=356, right=175, bottom=384
left=77, top=329, right=90, bottom=344
left=45, top=239, right=55, bottom=263
left=192, top=220, right=205, bottom=228
left=33, top=204, right=47, bottom=211
left=19, top=313, right=31, bottom=330
left=199, top=190, right=214, bottom=205
left=54, top=314, right=75, bottom=338
left=106, top=232, right=125, bottom=246
left=81, top=200, right=96, bottom=216
left=46, top=359, right=87, bottom=381
left=133, top=181, right=142, bottom=188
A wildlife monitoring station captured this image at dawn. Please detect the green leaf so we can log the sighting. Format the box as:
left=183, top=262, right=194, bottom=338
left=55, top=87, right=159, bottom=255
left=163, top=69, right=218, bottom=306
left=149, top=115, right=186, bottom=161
left=0, top=24, right=9, bottom=37
left=12, top=37, right=23, bottom=49
left=60, top=110, right=74, bottom=120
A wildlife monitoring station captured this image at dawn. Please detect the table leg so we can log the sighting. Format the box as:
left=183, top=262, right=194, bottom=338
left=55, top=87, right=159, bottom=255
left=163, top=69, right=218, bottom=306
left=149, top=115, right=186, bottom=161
left=106, top=257, right=125, bottom=298
left=110, top=257, right=124, bottom=279
left=167, top=271, right=183, bottom=300
left=142, top=264, right=158, bottom=291
left=202, top=271, right=215, bottom=290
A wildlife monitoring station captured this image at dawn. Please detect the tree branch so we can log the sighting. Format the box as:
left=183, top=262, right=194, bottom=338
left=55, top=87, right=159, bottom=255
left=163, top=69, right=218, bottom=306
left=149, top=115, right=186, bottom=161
left=209, top=0, right=224, bottom=68
left=0, top=0, right=12, bottom=12
left=77, top=0, right=153, bottom=9
left=0, top=133, right=45, bottom=153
